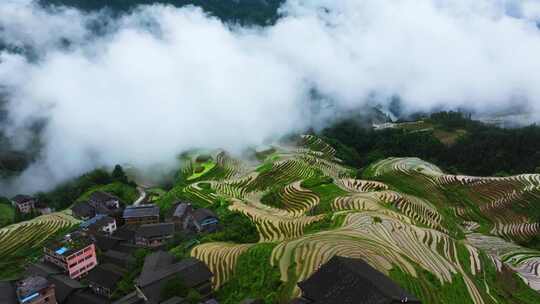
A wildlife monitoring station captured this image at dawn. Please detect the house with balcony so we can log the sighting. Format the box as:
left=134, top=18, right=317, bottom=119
left=71, top=191, right=124, bottom=221
left=43, top=233, right=98, bottom=280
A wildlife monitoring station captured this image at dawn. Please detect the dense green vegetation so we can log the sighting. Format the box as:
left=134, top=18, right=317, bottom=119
left=304, top=182, right=347, bottom=215
left=36, top=165, right=136, bottom=210
left=161, top=276, right=202, bottom=304
left=216, top=243, right=283, bottom=304
left=76, top=181, right=139, bottom=204
left=198, top=203, right=259, bottom=244
left=322, top=111, right=540, bottom=176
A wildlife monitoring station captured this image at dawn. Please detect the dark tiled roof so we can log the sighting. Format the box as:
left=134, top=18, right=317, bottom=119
left=0, top=282, right=17, bottom=304
left=49, top=274, right=85, bottom=303
left=173, top=202, right=192, bottom=218
left=113, top=242, right=146, bottom=254
left=123, top=204, right=160, bottom=218
left=72, top=201, right=96, bottom=218
left=113, top=225, right=137, bottom=242
left=86, top=263, right=126, bottom=289
left=89, top=191, right=120, bottom=204
left=12, top=194, right=33, bottom=204
left=102, top=250, right=134, bottom=267
left=88, top=216, right=116, bottom=232
left=298, top=256, right=420, bottom=304
left=139, top=251, right=175, bottom=283
left=16, top=276, right=50, bottom=299
left=25, top=261, right=63, bottom=277
left=137, top=252, right=212, bottom=288
left=192, top=208, right=218, bottom=223
left=66, top=289, right=110, bottom=304
left=94, top=235, right=122, bottom=251
left=161, top=296, right=186, bottom=304
left=112, top=291, right=145, bottom=304
left=135, top=223, right=174, bottom=239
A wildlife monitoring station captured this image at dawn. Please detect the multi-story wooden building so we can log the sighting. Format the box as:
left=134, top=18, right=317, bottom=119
left=123, top=204, right=160, bottom=225
left=134, top=223, right=174, bottom=248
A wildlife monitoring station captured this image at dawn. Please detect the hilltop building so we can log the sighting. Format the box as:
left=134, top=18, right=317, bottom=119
left=15, top=276, right=56, bottom=304
left=123, top=204, right=160, bottom=225
left=294, top=256, right=420, bottom=304
left=43, top=233, right=98, bottom=279
left=134, top=223, right=175, bottom=248
left=71, top=191, right=124, bottom=221
left=11, top=195, right=36, bottom=214
left=88, top=192, right=121, bottom=210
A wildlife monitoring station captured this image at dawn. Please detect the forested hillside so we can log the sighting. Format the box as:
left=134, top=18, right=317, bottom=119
left=321, top=111, right=540, bottom=176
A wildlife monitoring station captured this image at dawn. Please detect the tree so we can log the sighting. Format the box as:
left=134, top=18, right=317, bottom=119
left=112, top=164, right=129, bottom=184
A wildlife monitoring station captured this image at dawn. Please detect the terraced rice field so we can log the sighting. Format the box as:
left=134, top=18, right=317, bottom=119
left=191, top=243, right=254, bottom=288
left=0, top=211, right=79, bottom=260
left=271, top=212, right=484, bottom=302
left=229, top=198, right=325, bottom=242
left=467, top=233, right=540, bottom=291
left=163, top=136, right=540, bottom=303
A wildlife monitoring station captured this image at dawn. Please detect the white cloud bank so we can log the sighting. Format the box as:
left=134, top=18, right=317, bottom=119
left=0, top=0, right=540, bottom=193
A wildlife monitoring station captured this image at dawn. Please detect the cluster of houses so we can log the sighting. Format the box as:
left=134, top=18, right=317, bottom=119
left=1, top=191, right=221, bottom=304
left=3, top=191, right=420, bottom=304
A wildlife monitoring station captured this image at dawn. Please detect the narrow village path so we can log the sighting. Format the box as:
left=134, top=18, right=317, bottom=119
left=133, top=186, right=147, bottom=206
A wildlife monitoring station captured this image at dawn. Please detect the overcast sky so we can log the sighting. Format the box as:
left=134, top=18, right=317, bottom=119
left=1, top=0, right=540, bottom=193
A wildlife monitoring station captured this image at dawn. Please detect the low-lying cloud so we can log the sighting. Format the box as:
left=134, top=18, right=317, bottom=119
left=1, top=0, right=540, bottom=194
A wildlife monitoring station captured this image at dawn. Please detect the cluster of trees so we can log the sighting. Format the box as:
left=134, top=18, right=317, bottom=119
left=36, top=164, right=135, bottom=211
left=321, top=111, right=540, bottom=176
